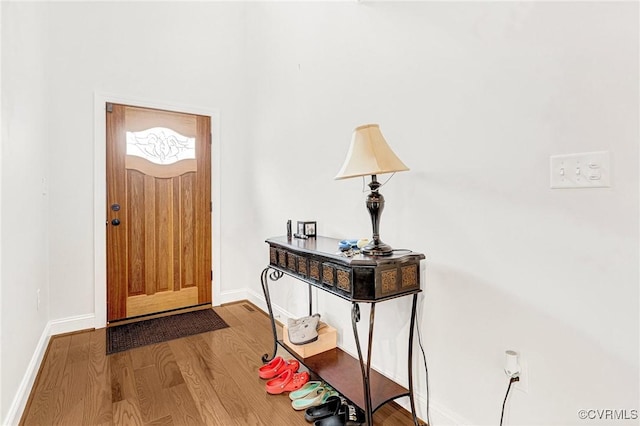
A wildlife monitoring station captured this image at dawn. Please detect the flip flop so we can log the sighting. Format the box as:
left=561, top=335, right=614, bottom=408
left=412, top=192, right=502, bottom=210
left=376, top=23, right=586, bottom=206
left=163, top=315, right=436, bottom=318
left=292, top=386, right=325, bottom=410
left=266, top=370, right=310, bottom=395
left=319, top=388, right=339, bottom=405
left=292, top=386, right=339, bottom=411
left=289, top=381, right=322, bottom=400
left=259, top=357, right=300, bottom=379
left=304, top=395, right=342, bottom=422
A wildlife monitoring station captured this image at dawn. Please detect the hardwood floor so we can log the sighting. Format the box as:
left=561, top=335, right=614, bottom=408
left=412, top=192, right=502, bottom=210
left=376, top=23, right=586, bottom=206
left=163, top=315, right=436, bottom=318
left=20, top=302, right=419, bottom=425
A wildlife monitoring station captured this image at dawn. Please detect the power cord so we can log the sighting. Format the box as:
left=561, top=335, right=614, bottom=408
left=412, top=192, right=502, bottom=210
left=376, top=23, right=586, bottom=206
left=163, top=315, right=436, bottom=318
left=416, top=313, right=431, bottom=426
left=499, top=376, right=520, bottom=426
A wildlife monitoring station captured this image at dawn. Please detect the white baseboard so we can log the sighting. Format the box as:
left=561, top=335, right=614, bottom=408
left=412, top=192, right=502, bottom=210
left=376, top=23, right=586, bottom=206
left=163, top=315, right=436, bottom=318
left=49, top=313, right=96, bottom=336
left=390, top=395, right=471, bottom=426
left=245, top=288, right=267, bottom=311
left=219, top=288, right=298, bottom=322
left=2, top=322, right=51, bottom=426
left=2, top=313, right=97, bottom=426
left=427, top=398, right=474, bottom=426
left=245, top=288, right=299, bottom=321
left=217, top=288, right=251, bottom=305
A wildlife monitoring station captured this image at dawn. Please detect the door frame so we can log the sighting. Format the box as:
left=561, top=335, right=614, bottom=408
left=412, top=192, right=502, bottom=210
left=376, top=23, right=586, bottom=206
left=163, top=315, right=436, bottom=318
left=93, top=92, right=221, bottom=328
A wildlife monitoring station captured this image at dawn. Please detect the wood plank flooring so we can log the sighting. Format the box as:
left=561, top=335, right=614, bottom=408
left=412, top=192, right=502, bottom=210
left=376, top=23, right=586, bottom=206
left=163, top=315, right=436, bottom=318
left=20, top=302, right=419, bottom=425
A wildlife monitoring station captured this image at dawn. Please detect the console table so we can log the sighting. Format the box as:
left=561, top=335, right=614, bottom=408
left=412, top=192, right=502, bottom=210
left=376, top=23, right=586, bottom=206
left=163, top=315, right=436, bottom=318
left=260, top=236, right=425, bottom=426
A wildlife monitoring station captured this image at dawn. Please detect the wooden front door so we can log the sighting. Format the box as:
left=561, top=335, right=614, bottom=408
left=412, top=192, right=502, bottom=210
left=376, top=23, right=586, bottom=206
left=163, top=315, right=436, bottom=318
left=106, top=103, right=212, bottom=322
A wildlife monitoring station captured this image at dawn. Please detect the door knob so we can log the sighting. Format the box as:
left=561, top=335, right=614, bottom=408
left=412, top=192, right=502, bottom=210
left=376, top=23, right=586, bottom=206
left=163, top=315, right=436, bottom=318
left=111, top=218, right=121, bottom=226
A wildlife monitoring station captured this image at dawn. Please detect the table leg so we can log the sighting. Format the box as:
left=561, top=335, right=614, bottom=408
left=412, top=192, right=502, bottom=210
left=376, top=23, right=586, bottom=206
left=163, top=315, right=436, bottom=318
left=408, top=294, right=420, bottom=426
left=260, top=267, right=283, bottom=363
left=352, top=302, right=375, bottom=426
left=366, top=303, right=376, bottom=425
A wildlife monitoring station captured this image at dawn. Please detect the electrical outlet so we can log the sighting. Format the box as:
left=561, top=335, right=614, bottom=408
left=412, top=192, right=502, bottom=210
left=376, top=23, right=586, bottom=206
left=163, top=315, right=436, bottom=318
left=515, top=360, right=528, bottom=393
left=37, top=289, right=41, bottom=311
left=504, top=350, right=528, bottom=393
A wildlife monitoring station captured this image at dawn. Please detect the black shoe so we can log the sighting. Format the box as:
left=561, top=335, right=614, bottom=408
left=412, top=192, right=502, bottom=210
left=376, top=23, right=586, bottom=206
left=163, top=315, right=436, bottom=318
left=313, top=403, right=365, bottom=426
left=304, top=396, right=341, bottom=422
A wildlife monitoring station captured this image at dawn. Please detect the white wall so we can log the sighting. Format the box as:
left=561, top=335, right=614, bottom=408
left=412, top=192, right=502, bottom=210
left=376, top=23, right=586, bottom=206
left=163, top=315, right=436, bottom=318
left=0, top=0, right=3, bottom=416
left=0, top=2, right=638, bottom=425
left=1, top=1, right=254, bottom=422
left=0, top=2, right=51, bottom=422
left=242, top=2, right=639, bottom=425
left=42, top=2, right=251, bottom=319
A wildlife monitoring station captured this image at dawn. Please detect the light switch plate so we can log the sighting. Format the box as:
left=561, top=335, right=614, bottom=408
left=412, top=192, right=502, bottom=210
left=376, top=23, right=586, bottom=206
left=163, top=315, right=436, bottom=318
left=550, top=151, right=610, bottom=189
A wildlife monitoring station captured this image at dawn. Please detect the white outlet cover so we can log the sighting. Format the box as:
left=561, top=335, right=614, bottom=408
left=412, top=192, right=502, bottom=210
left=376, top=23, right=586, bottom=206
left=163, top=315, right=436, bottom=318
left=550, top=151, right=611, bottom=189
left=515, top=360, right=528, bottom=393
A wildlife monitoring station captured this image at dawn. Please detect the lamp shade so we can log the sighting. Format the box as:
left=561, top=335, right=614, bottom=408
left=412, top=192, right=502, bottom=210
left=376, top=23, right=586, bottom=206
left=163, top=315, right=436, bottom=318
left=335, top=124, right=409, bottom=180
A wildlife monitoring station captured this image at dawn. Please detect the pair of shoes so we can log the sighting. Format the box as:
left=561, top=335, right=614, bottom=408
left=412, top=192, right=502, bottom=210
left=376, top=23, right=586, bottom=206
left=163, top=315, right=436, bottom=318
left=313, top=402, right=365, bottom=426
left=288, top=314, right=323, bottom=345
left=258, top=356, right=299, bottom=379
left=291, top=383, right=339, bottom=411
left=289, top=381, right=323, bottom=400
left=265, top=369, right=310, bottom=395
left=304, top=395, right=342, bottom=422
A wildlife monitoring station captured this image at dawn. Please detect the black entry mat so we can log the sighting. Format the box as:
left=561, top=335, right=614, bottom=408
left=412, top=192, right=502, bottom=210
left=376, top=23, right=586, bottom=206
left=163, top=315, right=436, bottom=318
left=107, top=309, right=229, bottom=354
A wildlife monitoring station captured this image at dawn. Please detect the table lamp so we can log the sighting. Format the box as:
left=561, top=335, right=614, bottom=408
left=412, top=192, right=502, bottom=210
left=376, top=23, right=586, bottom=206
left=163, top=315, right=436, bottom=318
left=335, top=124, right=409, bottom=256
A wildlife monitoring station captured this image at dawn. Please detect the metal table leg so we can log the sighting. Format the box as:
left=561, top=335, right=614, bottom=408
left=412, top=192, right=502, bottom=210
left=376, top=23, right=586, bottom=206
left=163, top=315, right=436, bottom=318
left=352, top=302, right=376, bottom=426
left=408, top=293, right=420, bottom=426
left=260, top=267, right=283, bottom=363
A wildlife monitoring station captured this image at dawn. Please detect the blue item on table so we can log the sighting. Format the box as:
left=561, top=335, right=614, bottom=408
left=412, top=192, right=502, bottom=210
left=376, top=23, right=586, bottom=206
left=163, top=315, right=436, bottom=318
left=338, top=239, right=359, bottom=251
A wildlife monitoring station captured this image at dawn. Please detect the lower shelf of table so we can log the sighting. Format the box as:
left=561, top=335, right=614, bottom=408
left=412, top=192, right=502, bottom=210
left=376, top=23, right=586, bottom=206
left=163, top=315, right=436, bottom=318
left=278, top=340, right=410, bottom=412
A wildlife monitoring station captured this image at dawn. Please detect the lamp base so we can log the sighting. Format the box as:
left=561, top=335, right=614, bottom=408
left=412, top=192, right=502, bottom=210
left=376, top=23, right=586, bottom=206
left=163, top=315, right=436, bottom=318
left=362, top=241, right=393, bottom=256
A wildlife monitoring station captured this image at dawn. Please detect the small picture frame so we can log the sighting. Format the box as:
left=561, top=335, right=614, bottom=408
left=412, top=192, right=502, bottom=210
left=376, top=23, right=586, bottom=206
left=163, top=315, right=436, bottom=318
left=297, top=221, right=317, bottom=237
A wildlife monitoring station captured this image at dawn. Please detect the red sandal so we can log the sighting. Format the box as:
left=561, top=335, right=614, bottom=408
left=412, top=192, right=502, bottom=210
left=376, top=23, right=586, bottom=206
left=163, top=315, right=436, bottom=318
left=259, top=357, right=300, bottom=379
left=266, top=369, right=310, bottom=394
left=259, top=356, right=284, bottom=379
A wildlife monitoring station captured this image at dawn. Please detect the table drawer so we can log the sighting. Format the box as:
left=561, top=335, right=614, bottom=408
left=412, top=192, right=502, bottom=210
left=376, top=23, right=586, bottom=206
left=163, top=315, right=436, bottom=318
left=267, top=238, right=423, bottom=301
left=376, top=262, right=420, bottom=298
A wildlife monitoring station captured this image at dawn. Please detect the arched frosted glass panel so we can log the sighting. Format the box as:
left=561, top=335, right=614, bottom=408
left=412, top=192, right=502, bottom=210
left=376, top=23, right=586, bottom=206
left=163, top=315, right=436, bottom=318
left=126, top=127, right=196, bottom=165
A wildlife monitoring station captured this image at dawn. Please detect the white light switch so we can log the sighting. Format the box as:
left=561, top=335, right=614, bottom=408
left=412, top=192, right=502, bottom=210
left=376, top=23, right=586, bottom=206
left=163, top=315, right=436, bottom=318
left=550, top=151, right=610, bottom=189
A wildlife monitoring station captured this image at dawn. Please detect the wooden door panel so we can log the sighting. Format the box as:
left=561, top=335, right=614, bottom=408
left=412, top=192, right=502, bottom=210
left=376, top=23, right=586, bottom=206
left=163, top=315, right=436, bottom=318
left=171, top=179, right=181, bottom=292
left=142, top=174, right=156, bottom=296
left=195, top=118, right=212, bottom=304
left=107, top=103, right=211, bottom=322
left=180, top=173, right=196, bottom=289
left=127, top=287, right=198, bottom=318
left=155, top=178, right=172, bottom=293
left=106, top=106, right=128, bottom=321
left=127, top=170, right=146, bottom=296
